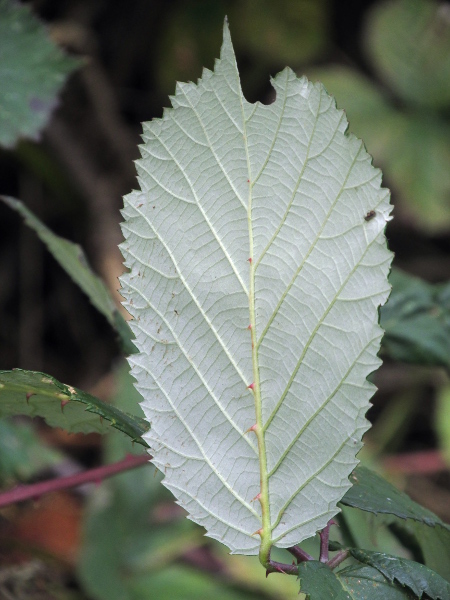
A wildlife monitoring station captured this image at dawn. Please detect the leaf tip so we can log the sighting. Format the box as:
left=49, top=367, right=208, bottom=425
left=220, top=16, right=236, bottom=63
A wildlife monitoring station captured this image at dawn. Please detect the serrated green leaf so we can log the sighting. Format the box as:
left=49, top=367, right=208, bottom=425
left=341, top=466, right=450, bottom=530
left=336, top=565, right=418, bottom=600
left=0, top=0, right=79, bottom=148
left=120, top=22, right=392, bottom=556
left=0, top=369, right=149, bottom=444
left=298, top=561, right=351, bottom=600
left=366, top=0, right=450, bottom=109
left=381, top=269, right=450, bottom=367
left=0, top=196, right=136, bottom=355
left=298, top=561, right=417, bottom=600
left=348, top=548, right=450, bottom=599
left=340, top=465, right=450, bottom=580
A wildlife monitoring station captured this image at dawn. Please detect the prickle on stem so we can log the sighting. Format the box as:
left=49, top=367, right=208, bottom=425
left=244, top=423, right=258, bottom=435
left=60, top=399, right=70, bottom=411
left=251, top=528, right=263, bottom=537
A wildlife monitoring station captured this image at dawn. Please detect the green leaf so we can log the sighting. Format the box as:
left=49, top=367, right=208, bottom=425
left=341, top=466, right=450, bottom=530
left=0, top=196, right=136, bottom=355
left=298, top=561, right=351, bottom=600
left=337, top=505, right=412, bottom=560
left=0, top=369, right=149, bottom=444
left=0, top=418, right=60, bottom=485
left=435, top=384, right=450, bottom=465
left=408, top=521, right=450, bottom=583
left=298, top=562, right=416, bottom=600
left=0, top=0, right=79, bottom=148
left=340, top=468, right=450, bottom=582
left=120, top=22, right=392, bottom=556
left=348, top=548, right=450, bottom=599
left=336, top=565, right=418, bottom=599
left=380, top=269, right=450, bottom=367
left=366, top=0, right=450, bottom=109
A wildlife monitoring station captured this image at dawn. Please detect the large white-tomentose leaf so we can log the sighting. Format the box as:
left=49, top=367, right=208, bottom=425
left=119, top=22, right=393, bottom=558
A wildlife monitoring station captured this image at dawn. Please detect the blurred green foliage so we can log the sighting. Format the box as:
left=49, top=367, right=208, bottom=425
left=366, top=0, right=450, bottom=109
left=436, top=384, right=450, bottom=465
left=1, top=196, right=136, bottom=355
left=0, top=0, right=78, bottom=148
left=381, top=269, right=450, bottom=368
left=309, top=0, right=450, bottom=233
left=0, top=419, right=60, bottom=486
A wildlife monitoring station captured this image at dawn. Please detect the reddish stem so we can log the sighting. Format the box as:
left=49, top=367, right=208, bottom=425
left=265, top=560, right=298, bottom=576
left=287, top=545, right=314, bottom=562
left=0, top=454, right=149, bottom=509
left=327, top=549, right=349, bottom=570
left=319, top=519, right=336, bottom=563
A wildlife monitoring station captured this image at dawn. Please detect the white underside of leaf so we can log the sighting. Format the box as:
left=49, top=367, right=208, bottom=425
left=120, top=23, right=392, bottom=556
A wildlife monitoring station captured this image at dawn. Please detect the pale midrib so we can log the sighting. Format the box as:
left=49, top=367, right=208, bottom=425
left=126, top=278, right=257, bottom=453
left=263, top=226, right=380, bottom=433
left=150, top=129, right=249, bottom=296
left=238, top=71, right=272, bottom=562
left=131, top=204, right=251, bottom=391
left=267, top=338, right=374, bottom=478
left=256, top=137, right=363, bottom=352
left=137, top=358, right=260, bottom=518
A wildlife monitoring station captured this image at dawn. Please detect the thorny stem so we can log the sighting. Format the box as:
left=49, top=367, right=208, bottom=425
left=244, top=126, right=271, bottom=567
left=0, top=454, right=149, bottom=509
left=287, top=545, right=314, bottom=562
left=265, top=559, right=298, bottom=577
left=266, top=519, right=339, bottom=576
left=319, top=519, right=336, bottom=562
left=326, top=549, right=349, bottom=569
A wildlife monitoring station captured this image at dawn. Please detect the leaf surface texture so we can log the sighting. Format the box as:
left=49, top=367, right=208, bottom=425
left=120, top=23, right=392, bottom=555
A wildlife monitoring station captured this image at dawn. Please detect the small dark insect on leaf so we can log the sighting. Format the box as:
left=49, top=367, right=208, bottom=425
left=364, top=210, right=376, bottom=221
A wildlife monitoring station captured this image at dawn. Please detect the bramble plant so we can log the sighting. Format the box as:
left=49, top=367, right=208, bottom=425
left=1, top=6, right=450, bottom=600
left=121, top=20, right=391, bottom=565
